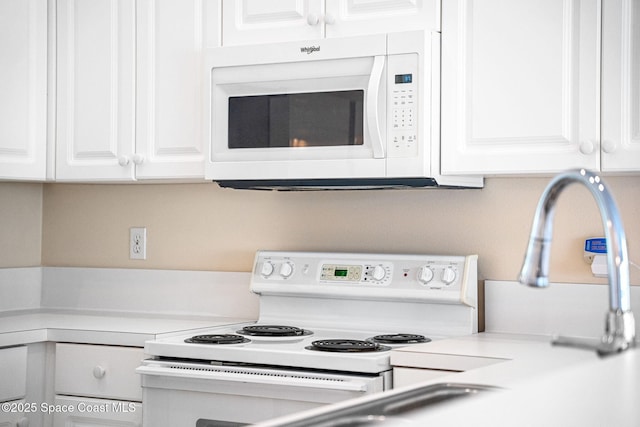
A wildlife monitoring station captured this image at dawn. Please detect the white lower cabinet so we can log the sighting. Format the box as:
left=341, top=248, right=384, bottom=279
left=52, top=396, right=141, bottom=427
left=0, top=346, right=28, bottom=427
left=0, top=400, right=29, bottom=427
left=53, top=343, right=144, bottom=427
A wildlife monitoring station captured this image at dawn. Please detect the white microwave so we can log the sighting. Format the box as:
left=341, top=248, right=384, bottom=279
left=204, top=31, right=482, bottom=190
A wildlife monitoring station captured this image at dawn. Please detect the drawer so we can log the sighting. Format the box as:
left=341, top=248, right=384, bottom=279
left=0, top=346, right=27, bottom=402
left=55, top=343, right=144, bottom=401
left=52, top=395, right=142, bottom=427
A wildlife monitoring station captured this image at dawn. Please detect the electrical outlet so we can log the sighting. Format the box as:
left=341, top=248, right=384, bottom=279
left=129, top=227, right=147, bottom=260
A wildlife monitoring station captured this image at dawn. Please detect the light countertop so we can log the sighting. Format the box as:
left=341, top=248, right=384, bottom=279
left=0, top=309, right=251, bottom=348
left=0, top=267, right=257, bottom=348
left=256, top=332, right=630, bottom=426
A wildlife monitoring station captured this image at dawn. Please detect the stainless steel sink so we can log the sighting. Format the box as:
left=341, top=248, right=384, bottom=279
left=274, top=383, right=500, bottom=426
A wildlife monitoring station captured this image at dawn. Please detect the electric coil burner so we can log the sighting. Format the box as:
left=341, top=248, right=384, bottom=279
left=306, top=339, right=391, bottom=353
left=140, top=251, right=479, bottom=427
left=184, top=334, right=250, bottom=345
left=238, top=325, right=312, bottom=337
left=369, top=333, right=431, bottom=345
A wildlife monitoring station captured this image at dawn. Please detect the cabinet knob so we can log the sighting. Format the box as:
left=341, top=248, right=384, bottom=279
left=602, top=140, right=617, bottom=154
left=323, top=13, right=336, bottom=25
left=306, top=13, right=319, bottom=26
left=132, top=153, right=145, bottom=165
left=93, top=365, right=106, bottom=379
left=118, top=156, right=130, bottom=166
left=16, top=418, right=29, bottom=427
left=579, top=140, right=596, bottom=155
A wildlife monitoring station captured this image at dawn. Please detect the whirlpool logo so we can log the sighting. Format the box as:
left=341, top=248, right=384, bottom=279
left=300, top=45, right=320, bottom=54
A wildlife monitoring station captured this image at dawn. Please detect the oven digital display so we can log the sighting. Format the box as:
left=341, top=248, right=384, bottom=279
left=321, top=264, right=362, bottom=282
left=334, top=269, right=348, bottom=277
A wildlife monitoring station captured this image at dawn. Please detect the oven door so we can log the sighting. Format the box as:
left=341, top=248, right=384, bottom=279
left=137, top=359, right=388, bottom=426
left=205, top=35, right=388, bottom=182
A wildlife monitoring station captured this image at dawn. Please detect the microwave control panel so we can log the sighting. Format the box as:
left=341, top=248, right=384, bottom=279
left=388, top=53, right=418, bottom=158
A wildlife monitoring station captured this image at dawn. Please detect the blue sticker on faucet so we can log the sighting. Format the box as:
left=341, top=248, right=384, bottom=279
left=585, top=238, right=607, bottom=253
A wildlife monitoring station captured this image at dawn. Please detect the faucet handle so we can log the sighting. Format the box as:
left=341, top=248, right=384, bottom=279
left=552, top=310, right=636, bottom=356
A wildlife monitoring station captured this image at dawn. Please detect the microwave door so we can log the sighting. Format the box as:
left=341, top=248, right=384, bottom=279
left=208, top=56, right=387, bottom=180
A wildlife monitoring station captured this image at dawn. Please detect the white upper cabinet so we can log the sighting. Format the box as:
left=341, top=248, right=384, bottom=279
left=56, top=0, right=136, bottom=181
left=601, top=0, right=640, bottom=172
left=221, top=0, right=436, bottom=46
left=135, top=0, right=219, bottom=180
left=56, top=0, right=219, bottom=181
left=441, top=0, right=599, bottom=175
left=0, top=0, right=48, bottom=180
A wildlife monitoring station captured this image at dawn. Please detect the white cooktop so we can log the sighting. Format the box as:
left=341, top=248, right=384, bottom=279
left=145, top=323, right=443, bottom=374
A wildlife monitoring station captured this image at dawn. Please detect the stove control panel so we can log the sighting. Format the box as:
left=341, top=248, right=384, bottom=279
left=320, top=262, right=392, bottom=285
left=251, top=251, right=478, bottom=307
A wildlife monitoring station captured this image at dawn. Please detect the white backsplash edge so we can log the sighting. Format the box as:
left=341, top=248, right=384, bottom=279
left=41, top=267, right=259, bottom=319
left=0, top=267, right=259, bottom=320
left=0, top=267, right=42, bottom=311
left=485, top=280, right=640, bottom=338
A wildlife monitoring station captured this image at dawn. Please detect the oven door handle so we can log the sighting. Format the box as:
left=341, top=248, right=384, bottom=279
left=367, top=55, right=385, bottom=159
left=136, top=364, right=370, bottom=392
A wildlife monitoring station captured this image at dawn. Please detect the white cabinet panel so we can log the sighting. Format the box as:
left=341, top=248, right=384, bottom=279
left=135, top=0, right=215, bottom=179
left=54, top=343, right=144, bottom=402
left=601, top=0, right=640, bottom=172
left=325, top=0, right=438, bottom=38
left=441, top=0, right=599, bottom=174
left=222, top=0, right=435, bottom=45
left=57, top=0, right=216, bottom=181
left=0, top=0, right=47, bottom=180
left=52, top=396, right=142, bottom=427
left=56, top=0, right=136, bottom=181
left=0, top=346, right=27, bottom=402
left=222, top=0, right=323, bottom=45
left=0, top=400, right=28, bottom=427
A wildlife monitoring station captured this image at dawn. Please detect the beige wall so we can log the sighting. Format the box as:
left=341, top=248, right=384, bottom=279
left=0, top=183, right=43, bottom=267
left=40, top=176, right=640, bottom=285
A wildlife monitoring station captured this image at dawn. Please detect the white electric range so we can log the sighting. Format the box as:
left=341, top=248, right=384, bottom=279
left=137, top=251, right=479, bottom=427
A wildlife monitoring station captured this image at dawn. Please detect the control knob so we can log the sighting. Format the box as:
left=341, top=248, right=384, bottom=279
left=441, top=267, right=457, bottom=285
left=372, top=265, right=386, bottom=281
left=279, top=262, right=294, bottom=278
left=418, top=266, right=434, bottom=284
left=260, top=261, right=275, bottom=277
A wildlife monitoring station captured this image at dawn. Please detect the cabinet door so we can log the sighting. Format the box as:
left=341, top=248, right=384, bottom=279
left=0, top=0, right=47, bottom=180
left=0, top=400, right=27, bottom=427
left=441, top=0, right=599, bottom=175
left=222, top=0, right=323, bottom=45
left=135, top=0, right=219, bottom=180
left=601, top=0, right=640, bottom=172
left=56, top=0, right=136, bottom=181
left=325, top=0, right=438, bottom=38
left=52, top=396, right=142, bottom=427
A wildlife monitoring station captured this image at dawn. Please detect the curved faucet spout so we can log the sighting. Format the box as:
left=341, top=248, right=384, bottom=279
left=518, top=169, right=635, bottom=355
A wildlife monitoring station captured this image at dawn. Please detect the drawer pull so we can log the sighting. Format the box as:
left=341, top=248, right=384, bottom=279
left=93, top=365, right=106, bottom=379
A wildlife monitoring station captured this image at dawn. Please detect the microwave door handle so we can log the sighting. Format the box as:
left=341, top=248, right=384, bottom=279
left=367, top=55, right=385, bottom=158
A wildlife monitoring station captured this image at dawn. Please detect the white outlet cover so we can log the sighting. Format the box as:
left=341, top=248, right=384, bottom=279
left=129, top=227, right=147, bottom=260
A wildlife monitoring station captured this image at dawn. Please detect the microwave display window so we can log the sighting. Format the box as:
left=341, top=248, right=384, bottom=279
left=228, top=90, right=364, bottom=149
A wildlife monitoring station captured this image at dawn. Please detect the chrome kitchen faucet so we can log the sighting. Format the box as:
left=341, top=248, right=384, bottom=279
left=519, top=169, right=636, bottom=355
